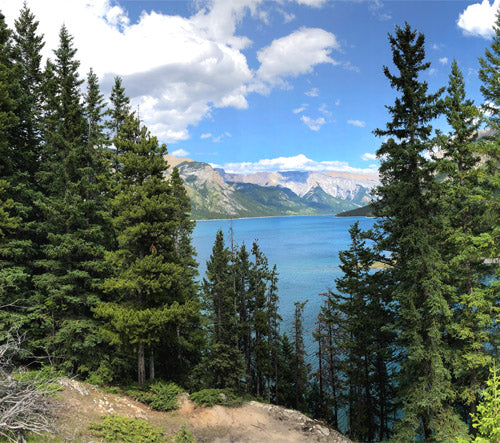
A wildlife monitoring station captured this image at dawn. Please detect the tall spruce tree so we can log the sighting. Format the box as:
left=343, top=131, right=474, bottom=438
left=0, top=11, right=33, bottom=336
left=316, top=222, right=394, bottom=441
left=477, top=5, right=500, bottom=373
left=373, top=23, right=467, bottom=440
left=96, top=113, right=199, bottom=385
left=107, top=76, right=130, bottom=140
left=292, top=300, right=308, bottom=411
left=437, top=60, right=496, bottom=423
left=31, top=26, right=111, bottom=374
left=202, top=229, right=243, bottom=389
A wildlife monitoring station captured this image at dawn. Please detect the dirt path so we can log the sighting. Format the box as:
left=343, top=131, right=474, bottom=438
left=54, top=379, right=351, bottom=442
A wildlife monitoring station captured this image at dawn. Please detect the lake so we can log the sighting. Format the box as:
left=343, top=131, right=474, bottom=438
left=192, top=214, right=376, bottom=360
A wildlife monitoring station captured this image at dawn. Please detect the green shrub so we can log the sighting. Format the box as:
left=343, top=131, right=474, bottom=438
left=172, top=424, right=196, bottom=443
left=86, top=361, right=114, bottom=386
left=149, top=381, right=184, bottom=411
left=89, top=415, right=165, bottom=442
left=125, top=381, right=184, bottom=412
left=190, top=389, right=235, bottom=407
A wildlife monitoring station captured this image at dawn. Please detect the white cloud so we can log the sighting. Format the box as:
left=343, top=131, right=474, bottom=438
left=334, top=99, right=341, bottom=106
left=293, top=0, right=328, bottom=8
left=256, top=27, right=340, bottom=87
left=3, top=1, right=350, bottom=144
left=201, top=132, right=230, bottom=143
left=347, top=119, right=366, bottom=127
left=301, top=115, right=326, bottom=131
left=277, top=8, right=296, bottom=23
left=293, top=106, right=306, bottom=114
left=218, top=154, right=378, bottom=174
left=171, top=148, right=190, bottom=157
left=305, top=87, right=319, bottom=97
left=457, top=0, right=499, bottom=38
left=361, top=153, right=377, bottom=161
left=319, top=103, right=332, bottom=117
left=439, top=57, right=449, bottom=65
left=3, top=0, right=264, bottom=143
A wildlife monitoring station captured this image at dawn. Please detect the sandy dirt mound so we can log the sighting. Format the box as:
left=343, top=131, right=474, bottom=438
left=53, top=378, right=351, bottom=442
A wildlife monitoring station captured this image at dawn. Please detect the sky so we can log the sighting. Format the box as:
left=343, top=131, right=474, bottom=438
left=2, top=0, right=498, bottom=174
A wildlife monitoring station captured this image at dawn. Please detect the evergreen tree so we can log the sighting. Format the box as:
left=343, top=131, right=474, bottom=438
left=437, top=60, right=496, bottom=423
left=201, top=229, right=243, bottom=389
left=292, top=300, right=308, bottom=411
left=31, top=26, right=111, bottom=374
left=0, top=11, right=32, bottom=335
left=96, top=113, right=199, bottom=385
left=477, top=9, right=500, bottom=361
left=234, top=242, right=253, bottom=393
left=84, top=68, right=107, bottom=148
left=249, top=241, right=271, bottom=398
left=316, top=222, right=395, bottom=440
left=107, top=76, right=130, bottom=140
left=373, top=23, right=467, bottom=440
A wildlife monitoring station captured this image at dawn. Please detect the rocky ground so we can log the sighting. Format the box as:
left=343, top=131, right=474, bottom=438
left=50, top=378, right=351, bottom=442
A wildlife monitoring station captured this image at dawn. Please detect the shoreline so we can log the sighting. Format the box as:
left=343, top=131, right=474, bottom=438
left=194, top=213, right=372, bottom=222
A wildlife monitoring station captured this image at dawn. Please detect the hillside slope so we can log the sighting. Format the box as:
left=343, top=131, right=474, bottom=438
left=49, top=379, right=351, bottom=442
left=173, top=161, right=373, bottom=219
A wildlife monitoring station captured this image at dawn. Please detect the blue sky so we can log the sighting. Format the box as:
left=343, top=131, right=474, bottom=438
left=3, top=0, right=498, bottom=173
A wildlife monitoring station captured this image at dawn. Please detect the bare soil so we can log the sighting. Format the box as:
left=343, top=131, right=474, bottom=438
left=51, top=378, right=351, bottom=442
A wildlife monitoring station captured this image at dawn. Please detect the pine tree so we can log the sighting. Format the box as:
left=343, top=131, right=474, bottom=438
left=374, top=23, right=467, bottom=440
left=0, top=11, right=32, bottom=335
left=437, top=60, right=496, bottom=424
left=107, top=76, right=130, bottom=140
left=478, top=8, right=500, bottom=127
left=292, top=300, right=308, bottom=411
left=201, top=229, right=243, bottom=389
left=31, top=26, right=111, bottom=374
left=84, top=68, right=107, bottom=148
left=249, top=241, right=271, bottom=398
left=96, top=112, right=199, bottom=385
left=234, top=242, right=252, bottom=393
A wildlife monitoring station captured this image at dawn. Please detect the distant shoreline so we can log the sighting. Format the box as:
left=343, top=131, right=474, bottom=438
left=194, top=213, right=373, bottom=222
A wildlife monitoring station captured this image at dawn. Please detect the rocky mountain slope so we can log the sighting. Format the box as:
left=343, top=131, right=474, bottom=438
left=167, top=156, right=379, bottom=220
left=49, top=378, right=351, bottom=442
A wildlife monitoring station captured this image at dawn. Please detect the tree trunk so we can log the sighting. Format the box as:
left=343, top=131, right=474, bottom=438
left=149, top=349, right=155, bottom=381
left=138, top=342, right=145, bottom=386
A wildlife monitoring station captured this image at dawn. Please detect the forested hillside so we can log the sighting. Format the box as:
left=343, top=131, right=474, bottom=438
left=0, top=4, right=499, bottom=443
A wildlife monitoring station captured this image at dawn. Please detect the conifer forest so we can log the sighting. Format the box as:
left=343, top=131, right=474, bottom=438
left=0, top=4, right=499, bottom=442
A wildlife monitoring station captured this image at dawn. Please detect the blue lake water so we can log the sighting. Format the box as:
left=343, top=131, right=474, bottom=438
left=192, top=214, right=376, bottom=360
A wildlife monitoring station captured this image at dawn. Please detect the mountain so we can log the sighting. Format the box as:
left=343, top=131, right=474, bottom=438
left=170, top=158, right=379, bottom=220
left=336, top=204, right=374, bottom=217
left=220, top=170, right=378, bottom=205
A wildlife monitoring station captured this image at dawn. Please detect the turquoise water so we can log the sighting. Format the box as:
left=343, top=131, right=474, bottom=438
left=192, top=214, right=376, bottom=359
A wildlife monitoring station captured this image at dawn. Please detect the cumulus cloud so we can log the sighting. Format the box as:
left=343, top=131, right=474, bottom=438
left=3, top=0, right=262, bottom=143
left=439, top=57, right=449, bottom=64
left=457, top=0, right=499, bottom=38
left=201, top=133, right=213, bottom=139
left=293, top=106, right=306, bottom=114
left=301, top=115, right=326, bottom=131
left=171, top=148, right=190, bottom=157
left=256, top=27, right=340, bottom=87
left=3, top=1, right=349, bottom=144
left=305, top=87, right=319, bottom=97
left=361, top=153, right=377, bottom=161
left=217, top=154, right=378, bottom=174
left=347, top=119, right=366, bottom=127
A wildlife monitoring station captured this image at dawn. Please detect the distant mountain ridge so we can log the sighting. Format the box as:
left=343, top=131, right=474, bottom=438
left=167, top=156, right=379, bottom=220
